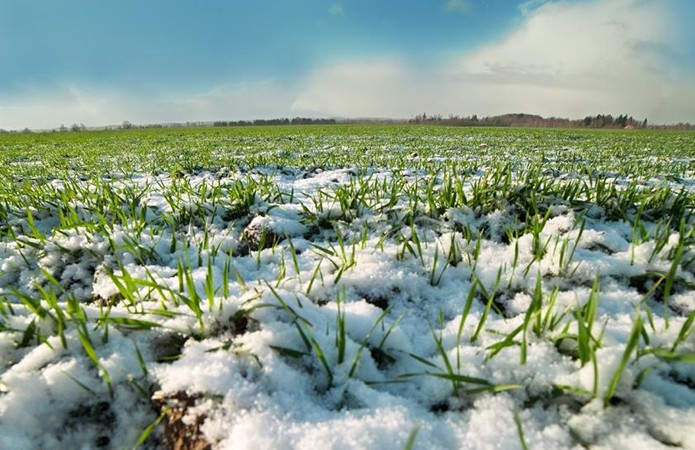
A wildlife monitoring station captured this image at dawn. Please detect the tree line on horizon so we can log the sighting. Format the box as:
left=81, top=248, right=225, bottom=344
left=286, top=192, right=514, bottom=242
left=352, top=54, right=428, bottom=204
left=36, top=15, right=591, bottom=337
left=118, top=113, right=692, bottom=130
left=409, top=112, right=693, bottom=130
left=2, top=113, right=694, bottom=133
left=412, top=113, right=628, bottom=128
left=212, top=117, right=338, bottom=127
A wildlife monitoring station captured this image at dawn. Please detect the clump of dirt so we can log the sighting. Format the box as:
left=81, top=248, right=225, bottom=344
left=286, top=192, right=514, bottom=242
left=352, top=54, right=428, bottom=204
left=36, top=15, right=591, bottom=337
left=242, top=220, right=283, bottom=251
left=65, top=400, right=115, bottom=448
left=89, top=293, right=124, bottom=308
left=152, top=391, right=212, bottom=450
left=150, top=332, right=188, bottom=363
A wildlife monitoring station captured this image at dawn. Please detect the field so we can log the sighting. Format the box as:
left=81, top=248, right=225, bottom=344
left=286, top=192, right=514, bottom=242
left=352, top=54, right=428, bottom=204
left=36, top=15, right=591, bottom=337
left=0, top=125, right=694, bottom=449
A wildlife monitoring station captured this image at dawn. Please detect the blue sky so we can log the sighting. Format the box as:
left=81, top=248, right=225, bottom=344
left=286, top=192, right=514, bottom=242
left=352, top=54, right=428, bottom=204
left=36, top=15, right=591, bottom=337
left=1, top=0, right=694, bottom=129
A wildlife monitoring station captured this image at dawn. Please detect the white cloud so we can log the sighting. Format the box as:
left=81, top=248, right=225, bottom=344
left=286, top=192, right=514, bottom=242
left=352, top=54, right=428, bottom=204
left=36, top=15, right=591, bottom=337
left=185, top=80, right=297, bottom=119
left=454, top=0, right=672, bottom=80
left=0, top=87, right=125, bottom=131
left=292, top=60, right=428, bottom=118
left=444, top=0, right=693, bottom=121
left=2, top=0, right=693, bottom=130
left=443, top=0, right=471, bottom=14
left=0, top=81, right=299, bottom=130
left=518, top=0, right=550, bottom=16
left=293, top=0, right=695, bottom=123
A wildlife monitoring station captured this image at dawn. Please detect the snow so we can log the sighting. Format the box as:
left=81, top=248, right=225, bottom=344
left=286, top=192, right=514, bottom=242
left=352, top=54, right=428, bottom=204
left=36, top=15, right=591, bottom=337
left=0, top=158, right=694, bottom=450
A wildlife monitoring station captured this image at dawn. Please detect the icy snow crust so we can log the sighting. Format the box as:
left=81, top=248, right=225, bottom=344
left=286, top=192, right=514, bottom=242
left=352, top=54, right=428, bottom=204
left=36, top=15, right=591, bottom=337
left=0, top=127, right=694, bottom=449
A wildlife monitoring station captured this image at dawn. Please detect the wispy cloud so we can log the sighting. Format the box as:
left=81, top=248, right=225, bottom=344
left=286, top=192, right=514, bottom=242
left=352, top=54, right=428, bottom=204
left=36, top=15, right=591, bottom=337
left=330, top=2, right=345, bottom=17
left=0, top=80, right=299, bottom=130
left=456, top=0, right=674, bottom=78
left=2, top=0, right=693, bottom=129
left=443, top=0, right=471, bottom=14
left=293, top=0, right=694, bottom=123
left=518, top=0, right=549, bottom=16
left=292, top=60, right=425, bottom=118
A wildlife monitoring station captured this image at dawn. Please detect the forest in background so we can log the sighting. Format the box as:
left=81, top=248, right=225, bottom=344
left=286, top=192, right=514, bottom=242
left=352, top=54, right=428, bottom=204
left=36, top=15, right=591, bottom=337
left=2, top=112, right=694, bottom=133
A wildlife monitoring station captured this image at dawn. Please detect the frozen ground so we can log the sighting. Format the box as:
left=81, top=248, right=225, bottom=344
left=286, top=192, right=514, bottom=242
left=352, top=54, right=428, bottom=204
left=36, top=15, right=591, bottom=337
left=0, top=128, right=694, bottom=449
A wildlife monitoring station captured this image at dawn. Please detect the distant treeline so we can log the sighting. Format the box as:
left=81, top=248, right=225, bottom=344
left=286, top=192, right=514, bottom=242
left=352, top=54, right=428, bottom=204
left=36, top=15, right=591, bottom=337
left=49, top=118, right=336, bottom=132
left=3, top=114, right=694, bottom=133
left=116, top=117, right=337, bottom=130
left=212, top=117, right=337, bottom=127
left=409, top=113, right=695, bottom=130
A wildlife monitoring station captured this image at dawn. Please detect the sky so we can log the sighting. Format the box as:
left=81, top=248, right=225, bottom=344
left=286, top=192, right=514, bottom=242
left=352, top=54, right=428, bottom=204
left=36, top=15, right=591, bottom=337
left=1, top=0, right=694, bottom=129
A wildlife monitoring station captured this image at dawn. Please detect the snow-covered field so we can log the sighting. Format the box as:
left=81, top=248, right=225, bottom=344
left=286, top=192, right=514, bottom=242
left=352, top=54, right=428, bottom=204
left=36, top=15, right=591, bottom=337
left=0, top=126, right=694, bottom=449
